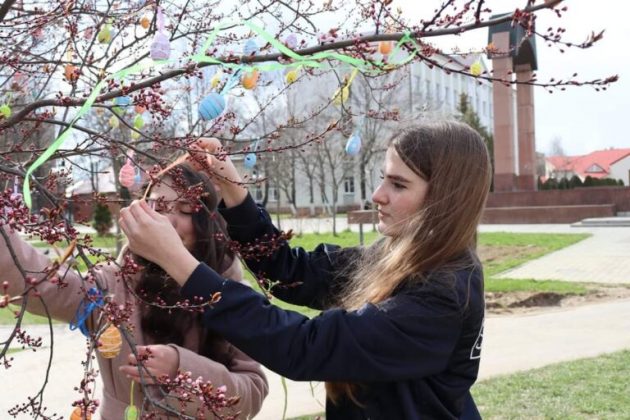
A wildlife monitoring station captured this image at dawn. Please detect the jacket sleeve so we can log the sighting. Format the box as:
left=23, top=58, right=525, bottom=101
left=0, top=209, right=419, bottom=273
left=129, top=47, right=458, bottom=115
left=181, top=263, right=470, bottom=383
left=0, top=225, right=108, bottom=323
left=167, top=257, right=268, bottom=418
left=219, top=194, right=358, bottom=309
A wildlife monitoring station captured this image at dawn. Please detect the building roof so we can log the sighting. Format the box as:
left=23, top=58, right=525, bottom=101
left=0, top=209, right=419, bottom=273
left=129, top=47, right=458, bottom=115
left=547, top=148, right=630, bottom=179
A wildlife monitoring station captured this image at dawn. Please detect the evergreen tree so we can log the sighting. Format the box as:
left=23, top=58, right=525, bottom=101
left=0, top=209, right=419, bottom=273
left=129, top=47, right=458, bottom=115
left=93, top=200, right=113, bottom=237
left=456, top=93, right=495, bottom=191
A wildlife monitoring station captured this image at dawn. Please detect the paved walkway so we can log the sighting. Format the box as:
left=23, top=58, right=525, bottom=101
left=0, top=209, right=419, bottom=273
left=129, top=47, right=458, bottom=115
left=3, top=222, right=630, bottom=419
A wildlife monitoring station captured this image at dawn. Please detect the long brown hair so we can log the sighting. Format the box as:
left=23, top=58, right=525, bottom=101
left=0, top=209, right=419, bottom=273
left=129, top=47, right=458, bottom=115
left=326, top=120, right=492, bottom=404
left=133, top=163, right=236, bottom=365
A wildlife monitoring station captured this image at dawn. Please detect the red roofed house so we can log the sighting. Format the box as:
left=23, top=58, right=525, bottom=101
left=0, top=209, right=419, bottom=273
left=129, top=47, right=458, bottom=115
left=545, top=148, right=630, bottom=186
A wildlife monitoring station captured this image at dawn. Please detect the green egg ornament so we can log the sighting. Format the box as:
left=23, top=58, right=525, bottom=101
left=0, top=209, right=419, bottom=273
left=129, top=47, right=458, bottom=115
left=0, top=104, right=11, bottom=119
left=98, top=24, right=112, bottom=44
left=133, top=115, right=144, bottom=129
left=124, top=405, right=138, bottom=420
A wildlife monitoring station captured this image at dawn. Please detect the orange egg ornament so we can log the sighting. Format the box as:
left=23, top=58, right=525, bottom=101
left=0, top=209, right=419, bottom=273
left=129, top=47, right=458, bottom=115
left=64, top=64, right=78, bottom=82
left=241, top=70, right=259, bottom=90
left=70, top=406, right=92, bottom=420
left=378, top=40, right=393, bottom=55
left=140, top=16, right=151, bottom=29
left=97, top=324, right=122, bottom=359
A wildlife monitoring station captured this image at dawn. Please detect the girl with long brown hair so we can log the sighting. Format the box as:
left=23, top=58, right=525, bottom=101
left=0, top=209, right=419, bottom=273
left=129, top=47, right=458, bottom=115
left=121, top=121, right=492, bottom=419
left=2, top=163, right=268, bottom=419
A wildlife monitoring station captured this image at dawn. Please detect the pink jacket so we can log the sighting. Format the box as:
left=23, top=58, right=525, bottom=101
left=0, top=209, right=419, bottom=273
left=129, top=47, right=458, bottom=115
left=1, top=226, right=268, bottom=419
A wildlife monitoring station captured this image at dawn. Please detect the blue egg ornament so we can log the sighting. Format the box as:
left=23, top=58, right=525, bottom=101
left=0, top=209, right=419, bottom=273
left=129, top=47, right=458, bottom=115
left=243, top=39, right=258, bottom=56
left=244, top=153, right=257, bottom=169
left=345, top=133, right=362, bottom=156
left=198, top=93, right=226, bottom=120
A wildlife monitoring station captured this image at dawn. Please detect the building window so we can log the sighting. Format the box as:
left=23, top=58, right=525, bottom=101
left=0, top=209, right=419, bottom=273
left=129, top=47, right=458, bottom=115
left=344, top=177, right=355, bottom=194
left=253, top=185, right=264, bottom=202
left=268, top=186, right=280, bottom=202
left=425, top=80, right=431, bottom=100
left=586, top=164, right=604, bottom=173
left=445, top=86, right=450, bottom=106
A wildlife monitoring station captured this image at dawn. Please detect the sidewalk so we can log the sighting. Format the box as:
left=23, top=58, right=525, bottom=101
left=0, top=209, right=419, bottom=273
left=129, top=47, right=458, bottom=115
left=3, top=223, right=630, bottom=419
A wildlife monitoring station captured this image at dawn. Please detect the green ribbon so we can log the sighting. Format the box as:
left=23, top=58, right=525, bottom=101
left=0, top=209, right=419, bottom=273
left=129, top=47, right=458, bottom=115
left=23, top=18, right=417, bottom=208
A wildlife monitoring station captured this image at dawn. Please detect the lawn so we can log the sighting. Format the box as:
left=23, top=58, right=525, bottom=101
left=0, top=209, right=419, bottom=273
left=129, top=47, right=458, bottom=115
left=473, top=350, right=630, bottom=419
left=3, top=230, right=590, bottom=325
left=289, top=350, right=630, bottom=420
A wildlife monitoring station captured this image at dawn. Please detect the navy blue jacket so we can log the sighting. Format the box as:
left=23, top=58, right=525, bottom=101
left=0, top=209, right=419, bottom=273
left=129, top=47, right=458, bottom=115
left=180, top=194, right=485, bottom=419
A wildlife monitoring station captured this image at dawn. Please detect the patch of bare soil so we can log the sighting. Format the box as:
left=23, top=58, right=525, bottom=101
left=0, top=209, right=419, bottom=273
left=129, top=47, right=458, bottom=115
left=486, top=286, right=630, bottom=315
left=477, top=244, right=546, bottom=264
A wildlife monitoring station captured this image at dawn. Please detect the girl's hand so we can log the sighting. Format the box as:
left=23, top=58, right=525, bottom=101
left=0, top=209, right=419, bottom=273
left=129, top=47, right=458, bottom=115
left=119, top=345, right=179, bottom=384
left=119, top=200, right=198, bottom=285
left=188, top=137, right=248, bottom=208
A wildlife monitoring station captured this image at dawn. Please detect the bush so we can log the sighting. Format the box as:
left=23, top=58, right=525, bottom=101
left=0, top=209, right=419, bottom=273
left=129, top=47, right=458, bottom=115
left=93, top=202, right=113, bottom=236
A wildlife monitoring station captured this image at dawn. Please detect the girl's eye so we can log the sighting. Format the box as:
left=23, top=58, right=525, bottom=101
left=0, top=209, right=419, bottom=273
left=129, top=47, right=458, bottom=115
left=392, top=182, right=406, bottom=190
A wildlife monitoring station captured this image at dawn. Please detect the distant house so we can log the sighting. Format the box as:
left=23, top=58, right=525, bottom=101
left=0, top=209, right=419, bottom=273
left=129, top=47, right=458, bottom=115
left=545, top=148, right=630, bottom=185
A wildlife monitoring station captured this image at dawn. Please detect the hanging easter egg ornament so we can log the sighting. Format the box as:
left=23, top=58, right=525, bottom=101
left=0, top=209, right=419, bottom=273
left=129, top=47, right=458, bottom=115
left=119, top=159, right=136, bottom=188
left=113, top=96, right=131, bottom=115
left=199, top=92, right=226, bottom=120
left=70, top=406, right=92, bottom=420
left=124, top=404, right=138, bottom=420
left=0, top=104, right=11, bottom=119
left=243, top=39, right=258, bottom=57
left=150, top=8, right=170, bottom=60
left=285, top=33, right=298, bottom=49
left=210, top=70, right=223, bottom=89
left=134, top=104, right=145, bottom=114
left=378, top=40, right=393, bottom=55
left=139, top=15, right=151, bottom=30
left=244, top=139, right=261, bottom=169
left=345, top=132, right=362, bottom=156
left=244, top=153, right=257, bottom=169
left=332, top=68, right=359, bottom=107
left=125, top=381, right=139, bottom=420
left=64, top=64, right=77, bottom=82
left=131, top=131, right=140, bottom=140
left=133, top=115, right=144, bottom=129
left=108, top=116, right=119, bottom=129
left=285, top=69, right=298, bottom=84
left=241, top=70, right=259, bottom=90
left=97, top=23, right=112, bottom=44
left=97, top=324, right=122, bottom=359
left=470, top=61, right=483, bottom=77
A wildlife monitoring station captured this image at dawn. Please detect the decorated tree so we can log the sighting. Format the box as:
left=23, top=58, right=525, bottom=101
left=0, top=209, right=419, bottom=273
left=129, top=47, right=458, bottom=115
left=0, top=0, right=617, bottom=418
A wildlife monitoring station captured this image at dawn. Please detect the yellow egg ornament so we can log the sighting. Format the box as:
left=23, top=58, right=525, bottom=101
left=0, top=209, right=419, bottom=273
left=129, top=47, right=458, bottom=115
left=285, top=69, right=298, bottom=84
left=210, top=72, right=222, bottom=89
left=97, top=24, right=112, bottom=44
left=470, top=61, right=483, bottom=77
left=70, top=406, right=92, bottom=420
left=108, top=116, right=119, bottom=129
left=131, top=131, right=141, bottom=140
left=332, top=86, right=350, bottom=106
left=97, top=324, right=122, bottom=359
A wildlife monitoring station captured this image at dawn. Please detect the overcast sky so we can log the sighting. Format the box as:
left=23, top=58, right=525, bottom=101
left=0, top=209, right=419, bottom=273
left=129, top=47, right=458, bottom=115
left=402, top=0, right=629, bottom=156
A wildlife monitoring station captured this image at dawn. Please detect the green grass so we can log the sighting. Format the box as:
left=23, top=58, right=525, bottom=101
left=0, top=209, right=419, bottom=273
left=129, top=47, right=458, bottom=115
left=0, top=304, right=57, bottom=325
left=290, top=350, right=630, bottom=420
left=479, top=232, right=590, bottom=277
left=29, top=234, right=121, bottom=250
left=473, top=350, right=630, bottom=419
left=6, top=230, right=591, bottom=325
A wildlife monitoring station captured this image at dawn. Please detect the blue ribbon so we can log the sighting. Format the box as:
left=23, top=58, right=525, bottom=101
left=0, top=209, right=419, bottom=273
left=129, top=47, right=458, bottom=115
left=69, top=287, right=104, bottom=336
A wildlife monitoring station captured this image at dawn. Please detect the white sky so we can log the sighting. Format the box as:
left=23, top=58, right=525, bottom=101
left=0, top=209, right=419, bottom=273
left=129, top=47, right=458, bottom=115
left=401, top=0, right=629, bottom=155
